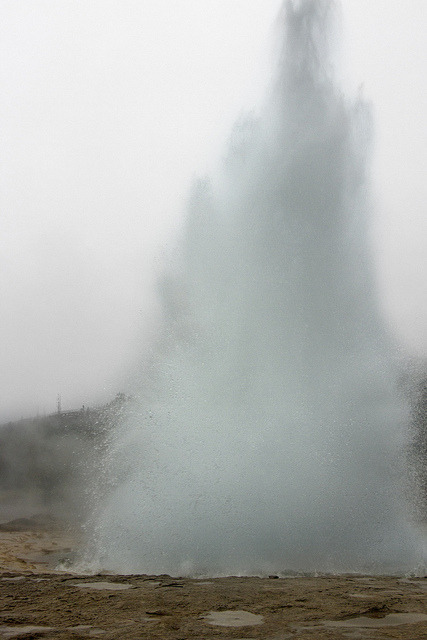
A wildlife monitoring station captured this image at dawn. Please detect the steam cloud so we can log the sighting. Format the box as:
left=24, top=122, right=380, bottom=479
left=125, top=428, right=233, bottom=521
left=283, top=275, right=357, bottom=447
left=86, top=0, right=422, bottom=576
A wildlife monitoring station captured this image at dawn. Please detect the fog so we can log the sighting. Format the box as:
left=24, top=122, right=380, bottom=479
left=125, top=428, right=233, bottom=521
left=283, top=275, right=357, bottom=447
left=83, top=0, right=423, bottom=576
left=0, top=0, right=426, bottom=422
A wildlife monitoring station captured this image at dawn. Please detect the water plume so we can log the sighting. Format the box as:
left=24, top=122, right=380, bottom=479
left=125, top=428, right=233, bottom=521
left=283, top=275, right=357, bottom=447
left=88, top=0, right=422, bottom=576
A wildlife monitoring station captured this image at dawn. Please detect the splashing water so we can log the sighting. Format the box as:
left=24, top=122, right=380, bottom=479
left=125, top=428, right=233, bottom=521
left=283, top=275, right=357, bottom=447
left=87, top=0, right=422, bottom=576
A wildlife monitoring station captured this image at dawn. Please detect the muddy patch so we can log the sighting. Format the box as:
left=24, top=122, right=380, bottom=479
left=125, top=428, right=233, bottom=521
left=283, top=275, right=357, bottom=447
left=203, top=610, right=264, bottom=627
left=324, top=612, right=427, bottom=628
left=71, top=581, right=133, bottom=590
left=0, top=625, right=53, bottom=638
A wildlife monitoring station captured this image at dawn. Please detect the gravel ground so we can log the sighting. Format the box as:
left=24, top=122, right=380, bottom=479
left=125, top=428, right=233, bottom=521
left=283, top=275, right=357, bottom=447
left=0, top=518, right=426, bottom=639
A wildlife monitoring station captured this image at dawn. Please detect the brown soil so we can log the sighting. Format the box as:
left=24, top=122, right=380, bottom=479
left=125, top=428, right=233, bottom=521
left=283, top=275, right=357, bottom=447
left=0, top=520, right=426, bottom=639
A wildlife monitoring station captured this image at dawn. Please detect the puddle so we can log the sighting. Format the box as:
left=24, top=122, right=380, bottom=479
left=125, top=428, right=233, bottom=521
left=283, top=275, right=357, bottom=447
left=337, top=632, right=376, bottom=640
left=348, top=593, right=378, bottom=599
left=204, top=611, right=264, bottom=627
left=28, top=549, right=77, bottom=568
left=353, top=578, right=375, bottom=582
left=71, top=581, right=132, bottom=591
left=0, top=625, right=106, bottom=638
left=293, top=612, right=427, bottom=637
left=1, top=577, right=25, bottom=582
left=399, top=578, right=427, bottom=591
left=324, top=613, right=427, bottom=628
left=31, top=578, right=49, bottom=582
left=67, top=625, right=106, bottom=636
left=0, top=626, right=53, bottom=638
left=142, top=615, right=168, bottom=623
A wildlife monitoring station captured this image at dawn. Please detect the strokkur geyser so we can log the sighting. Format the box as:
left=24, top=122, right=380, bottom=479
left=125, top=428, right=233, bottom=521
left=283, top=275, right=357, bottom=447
left=89, top=0, right=421, bottom=575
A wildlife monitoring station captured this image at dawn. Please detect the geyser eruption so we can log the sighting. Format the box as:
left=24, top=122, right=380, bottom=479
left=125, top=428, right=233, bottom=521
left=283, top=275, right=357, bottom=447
left=89, top=0, right=421, bottom=575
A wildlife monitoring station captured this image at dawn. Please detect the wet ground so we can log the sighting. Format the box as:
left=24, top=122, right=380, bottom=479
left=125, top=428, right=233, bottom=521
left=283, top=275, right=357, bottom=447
left=0, top=517, right=426, bottom=639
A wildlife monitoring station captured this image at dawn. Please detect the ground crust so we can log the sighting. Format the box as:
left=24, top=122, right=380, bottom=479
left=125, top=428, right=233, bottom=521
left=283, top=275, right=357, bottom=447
left=0, top=528, right=426, bottom=639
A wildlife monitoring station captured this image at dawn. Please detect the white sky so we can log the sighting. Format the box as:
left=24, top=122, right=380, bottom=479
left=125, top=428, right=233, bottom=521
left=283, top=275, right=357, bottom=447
left=0, top=1, right=426, bottom=421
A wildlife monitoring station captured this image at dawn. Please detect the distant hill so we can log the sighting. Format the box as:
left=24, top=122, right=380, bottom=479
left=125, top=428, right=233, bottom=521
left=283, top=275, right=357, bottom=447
left=0, top=393, right=130, bottom=525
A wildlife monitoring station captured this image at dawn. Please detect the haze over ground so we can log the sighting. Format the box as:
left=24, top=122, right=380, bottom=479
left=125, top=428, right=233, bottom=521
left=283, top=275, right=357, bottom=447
left=0, top=0, right=426, bottom=422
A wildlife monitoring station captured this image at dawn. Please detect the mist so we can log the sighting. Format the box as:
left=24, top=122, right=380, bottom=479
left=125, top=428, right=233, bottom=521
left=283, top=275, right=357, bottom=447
left=0, top=1, right=426, bottom=423
left=82, top=0, right=423, bottom=576
left=0, top=1, right=280, bottom=422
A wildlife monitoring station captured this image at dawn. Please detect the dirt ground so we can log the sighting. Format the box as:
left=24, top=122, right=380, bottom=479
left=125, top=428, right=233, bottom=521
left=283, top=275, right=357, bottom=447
left=0, top=517, right=426, bottom=640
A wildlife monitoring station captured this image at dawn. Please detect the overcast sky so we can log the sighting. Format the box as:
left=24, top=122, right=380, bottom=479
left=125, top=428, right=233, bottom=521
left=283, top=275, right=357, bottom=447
left=0, top=0, right=426, bottom=421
